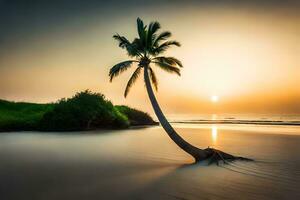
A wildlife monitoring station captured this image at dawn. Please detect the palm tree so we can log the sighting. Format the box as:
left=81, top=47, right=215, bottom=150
left=109, top=18, right=251, bottom=163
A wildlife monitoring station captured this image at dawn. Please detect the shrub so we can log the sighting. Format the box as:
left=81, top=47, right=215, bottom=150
left=39, top=90, right=129, bottom=131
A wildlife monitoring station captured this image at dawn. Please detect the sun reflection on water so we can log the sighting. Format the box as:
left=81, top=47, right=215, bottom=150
left=211, top=126, right=218, bottom=143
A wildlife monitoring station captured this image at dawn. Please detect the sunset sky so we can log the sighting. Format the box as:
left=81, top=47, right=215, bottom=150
left=0, top=0, right=299, bottom=115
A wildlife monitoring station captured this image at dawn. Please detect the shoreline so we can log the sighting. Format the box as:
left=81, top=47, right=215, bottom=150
left=0, top=122, right=159, bottom=133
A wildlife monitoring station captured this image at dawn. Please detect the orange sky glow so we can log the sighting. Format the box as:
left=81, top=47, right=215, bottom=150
left=0, top=4, right=299, bottom=115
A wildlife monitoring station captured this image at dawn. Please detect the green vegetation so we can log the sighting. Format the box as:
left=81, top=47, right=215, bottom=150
left=39, top=90, right=130, bottom=131
left=115, top=105, right=156, bottom=126
left=0, top=90, right=156, bottom=132
left=0, top=100, right=54, bottom=131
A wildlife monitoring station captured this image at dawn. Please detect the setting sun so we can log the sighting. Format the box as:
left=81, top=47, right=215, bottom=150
left=211, top=95, right=219, bottom=103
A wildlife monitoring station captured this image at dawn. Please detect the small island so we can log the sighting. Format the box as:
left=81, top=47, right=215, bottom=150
left=0, top=90, right=158, bottom=132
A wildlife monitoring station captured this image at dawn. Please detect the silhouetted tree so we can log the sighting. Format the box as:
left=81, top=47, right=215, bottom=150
left=109, top=18, right=252, bottom=163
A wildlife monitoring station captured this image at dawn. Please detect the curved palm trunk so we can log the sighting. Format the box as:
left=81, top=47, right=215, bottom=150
left=144, top=66, right=208, bottom=162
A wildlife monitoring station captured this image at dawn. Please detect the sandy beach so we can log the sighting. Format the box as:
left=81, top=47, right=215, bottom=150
left=1, top=124, right=299, bottom=200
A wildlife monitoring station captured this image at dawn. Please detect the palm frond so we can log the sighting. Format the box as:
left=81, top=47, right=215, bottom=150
left=148, top=67, right=158, bottom=90
left=109, top=60, right=136, bottom=82
left=113, top=34, right=141, bottom=57
left=111, top=18, right=183, bottom=93
left=132, top=38, right=144, bottom=53
left=148, top=21, right=161, bottom=35
left=153, top=57, right=183, bottom=68
left=137, top=18, right=147, bottom=46
left=153, top=31, right=171, bottom=47
left=152, top=40, right=181, bottom=55
left=147, top=21, right=161, bottom=48
left=124, top=67, right=142, bottom=97
left=153, top=61, right=181, bottom=76
left=113, top=34, right=131, bottom=48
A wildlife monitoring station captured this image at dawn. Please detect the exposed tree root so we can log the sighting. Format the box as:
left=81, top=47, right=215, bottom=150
left=195, top=147, right=254, bottom=165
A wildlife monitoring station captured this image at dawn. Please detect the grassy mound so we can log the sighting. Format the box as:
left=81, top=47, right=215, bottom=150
left=0, top=100, right=54, bottom=131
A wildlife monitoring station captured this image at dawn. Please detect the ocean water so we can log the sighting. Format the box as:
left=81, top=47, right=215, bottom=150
left=0, top=115, right=300, bottom=200
left=168, top=114, right=300, bottom=126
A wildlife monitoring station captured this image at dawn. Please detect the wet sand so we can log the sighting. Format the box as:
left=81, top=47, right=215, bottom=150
left=0, top=124, right=299, bottom=200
